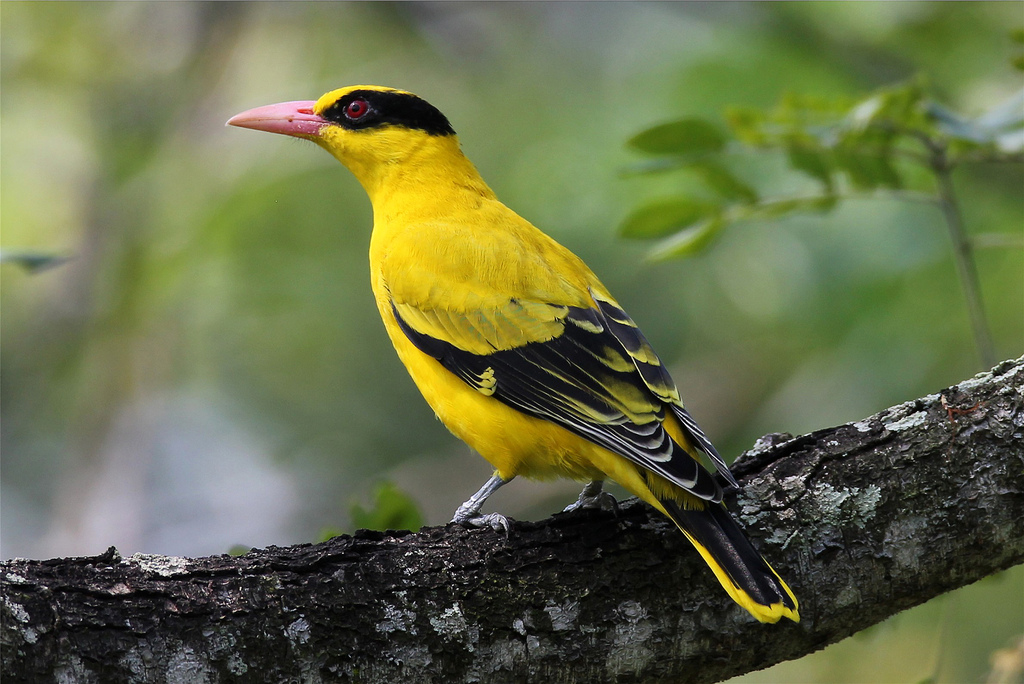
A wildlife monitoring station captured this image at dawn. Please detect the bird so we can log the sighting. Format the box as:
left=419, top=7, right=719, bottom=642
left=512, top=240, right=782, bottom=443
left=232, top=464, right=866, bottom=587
left=228, top=85, right=799, bottom=624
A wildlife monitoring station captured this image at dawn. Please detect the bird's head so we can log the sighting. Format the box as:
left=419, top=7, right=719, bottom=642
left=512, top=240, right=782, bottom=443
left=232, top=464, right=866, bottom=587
left=228, top=85, right=462, bottom=196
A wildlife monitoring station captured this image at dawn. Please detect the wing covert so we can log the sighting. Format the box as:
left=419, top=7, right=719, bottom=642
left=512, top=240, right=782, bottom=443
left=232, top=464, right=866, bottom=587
left=392, top=293, right=732, bottom=500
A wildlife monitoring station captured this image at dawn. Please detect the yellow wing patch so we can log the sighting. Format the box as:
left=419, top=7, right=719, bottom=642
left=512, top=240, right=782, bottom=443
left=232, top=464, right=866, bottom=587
left=393, top=299, right=568, bottom=355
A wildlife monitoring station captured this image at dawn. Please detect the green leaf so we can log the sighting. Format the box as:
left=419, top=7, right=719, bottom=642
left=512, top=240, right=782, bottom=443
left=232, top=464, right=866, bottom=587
left=870, top=153, right=903, bottom=189
left=738, top=195, right=838, bottom=221
left=687, top=160, right=758, bottom=203
left=350, top=481, right=424, bottom=532
left=860, top=81, right=928, bottom=131
left=724, top=107, right=767, bottom=145
left=627, top=118, right=727, bottom=156
left=620, top=198, right=721, bottom=239
left=619, top=159, right=758, bottom=203
left=648, top=215, right=725, bottom=260
left=227, top=545, right=252, bottom=557
left=831, top=82, right=934, bottom=150
left=647, top=195, right=838, bottom=262
left=834, top=148, right=903, bottom=190
left=786, top=143, right=835, bottom=190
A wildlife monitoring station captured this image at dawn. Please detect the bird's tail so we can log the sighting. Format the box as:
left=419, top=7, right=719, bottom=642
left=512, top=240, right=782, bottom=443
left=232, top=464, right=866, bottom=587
left=660, top=496, right=800, bottom=624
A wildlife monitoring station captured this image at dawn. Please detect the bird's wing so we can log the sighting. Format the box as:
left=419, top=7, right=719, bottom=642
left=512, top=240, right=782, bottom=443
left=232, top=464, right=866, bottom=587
left=392, top=289, right=734, bottom=500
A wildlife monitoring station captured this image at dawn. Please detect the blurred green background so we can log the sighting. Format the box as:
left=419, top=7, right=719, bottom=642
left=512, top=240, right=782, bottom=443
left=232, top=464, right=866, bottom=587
left=2, top=3, right=1021, bottom=682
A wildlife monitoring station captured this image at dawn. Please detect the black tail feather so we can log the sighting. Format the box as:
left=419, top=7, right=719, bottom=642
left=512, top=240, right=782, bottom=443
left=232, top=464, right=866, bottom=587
left=662, top=498, right=799, bottom=622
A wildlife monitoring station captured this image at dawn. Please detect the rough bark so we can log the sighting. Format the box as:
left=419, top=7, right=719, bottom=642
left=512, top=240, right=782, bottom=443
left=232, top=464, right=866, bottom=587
left=3, top=357, right=1023, bottom=684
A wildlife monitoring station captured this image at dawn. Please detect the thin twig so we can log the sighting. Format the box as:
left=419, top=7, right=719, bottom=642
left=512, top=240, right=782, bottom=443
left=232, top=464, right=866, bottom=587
left=931, top=146, right=997, bottom=369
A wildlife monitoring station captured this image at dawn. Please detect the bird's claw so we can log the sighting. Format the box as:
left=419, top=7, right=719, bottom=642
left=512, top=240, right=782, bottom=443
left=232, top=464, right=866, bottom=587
left=451, top=510, right=512, bottom=535
left=562, top=490, right=619, bottom=514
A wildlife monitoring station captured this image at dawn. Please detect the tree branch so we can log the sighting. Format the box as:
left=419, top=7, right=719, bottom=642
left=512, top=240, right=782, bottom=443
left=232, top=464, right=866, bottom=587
left=3, top=358, right=1023, bottom=684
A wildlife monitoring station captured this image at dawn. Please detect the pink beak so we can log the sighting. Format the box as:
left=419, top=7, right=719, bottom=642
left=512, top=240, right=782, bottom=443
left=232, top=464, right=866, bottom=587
left=226, top=100, right=327, bottom=138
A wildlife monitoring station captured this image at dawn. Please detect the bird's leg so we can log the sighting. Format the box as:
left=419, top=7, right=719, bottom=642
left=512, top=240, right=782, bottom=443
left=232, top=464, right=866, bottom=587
left=562, top=479, right=618, bottom=513
left=451, top=474, right=512, bottom=534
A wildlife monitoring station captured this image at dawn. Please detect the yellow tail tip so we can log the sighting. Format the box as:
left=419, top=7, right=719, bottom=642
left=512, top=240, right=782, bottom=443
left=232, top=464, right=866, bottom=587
left=728, top=571, right=800, bottom=624
left=725, top=576, right=800, bottom=623
left=747, top=600, right=801, bottom=624
left=680, top=528, right=800, bottom=623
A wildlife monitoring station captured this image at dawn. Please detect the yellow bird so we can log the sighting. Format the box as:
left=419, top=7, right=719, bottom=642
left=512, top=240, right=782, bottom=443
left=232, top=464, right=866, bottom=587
left=228, top=85, right=799, bottom=624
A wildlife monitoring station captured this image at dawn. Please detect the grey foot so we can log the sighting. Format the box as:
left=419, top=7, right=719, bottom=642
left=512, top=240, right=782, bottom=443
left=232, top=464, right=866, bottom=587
left=450, top=474, right=512, bottom=534
left=563, top=480, right=618, bottom=514
left=451, top=508, right=511, bottom=534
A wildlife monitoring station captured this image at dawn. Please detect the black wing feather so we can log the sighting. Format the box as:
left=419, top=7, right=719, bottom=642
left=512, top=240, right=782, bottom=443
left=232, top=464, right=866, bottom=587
left=394, top=299, right=729, bottom=501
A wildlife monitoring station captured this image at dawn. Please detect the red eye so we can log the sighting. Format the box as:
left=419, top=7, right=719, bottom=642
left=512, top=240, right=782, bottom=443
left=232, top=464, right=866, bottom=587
left=345, top=99, right=370, bottom=120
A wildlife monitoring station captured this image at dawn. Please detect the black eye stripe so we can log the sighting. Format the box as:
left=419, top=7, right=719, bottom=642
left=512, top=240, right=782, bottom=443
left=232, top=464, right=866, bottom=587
left=322, top=90, right=455, bottom=137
